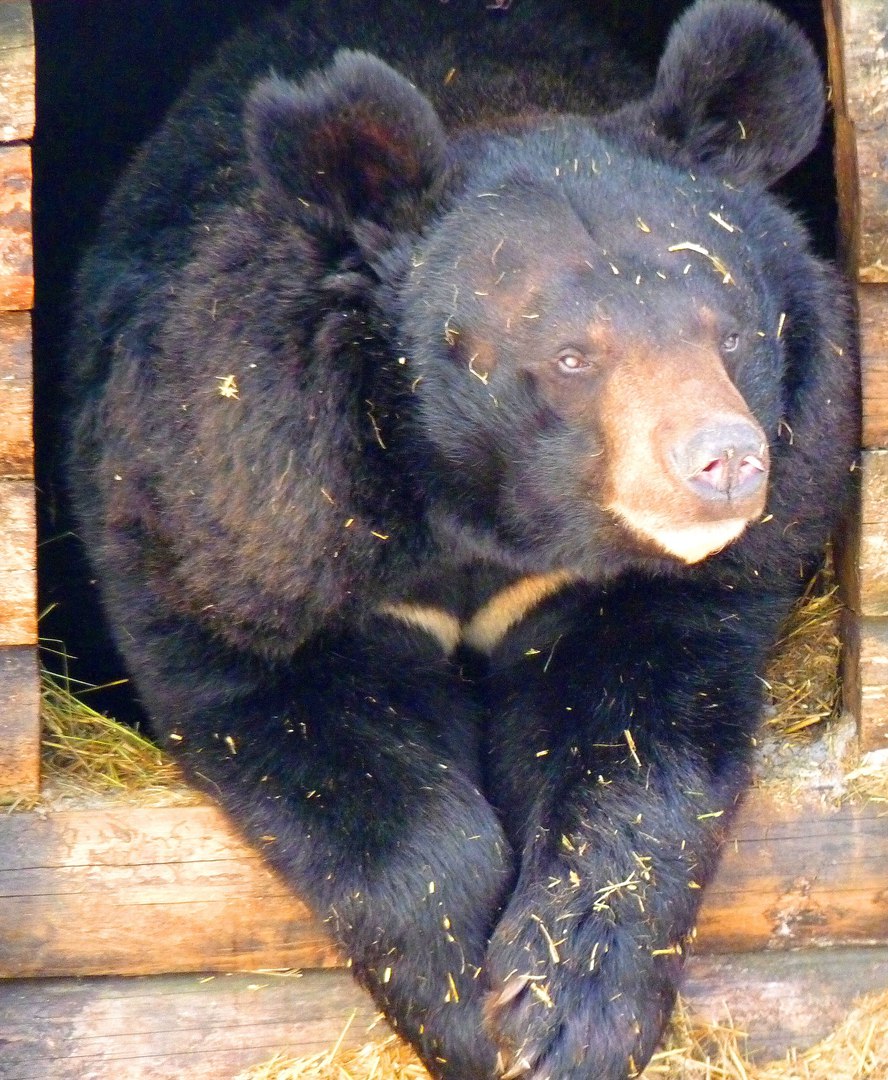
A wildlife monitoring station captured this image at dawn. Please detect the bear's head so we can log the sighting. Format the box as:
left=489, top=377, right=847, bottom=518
left=245, top=0, right=831, bottom=576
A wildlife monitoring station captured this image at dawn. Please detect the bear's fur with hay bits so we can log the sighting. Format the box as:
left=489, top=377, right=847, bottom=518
left=67, top=1, right=860, bottom=1078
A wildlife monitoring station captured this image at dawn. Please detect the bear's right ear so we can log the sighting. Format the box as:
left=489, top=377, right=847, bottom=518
left=245, top=51, right=447, bottom=230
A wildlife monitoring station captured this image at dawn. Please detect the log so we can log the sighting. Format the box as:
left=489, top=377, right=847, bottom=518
left=0, top=311, right=31, bottom=476
left=0, top=970, right=380, bottom=1080
left=851, top=450, right=888, bottom=616
left=0, top=476, right=35, bottom=646
left=0, top=644, right=38, bottom=799
left=0, top=142, right=30, bottom=310
left=2, top=948, right=888, bottom=1078
left=859, top=285, right=888, bottom=448
left=0, top=789, right=885, bottom=980
left=0, top=0, right=33, bottom=143
left=0, top=803, right=341, bottom=978
left=698, top=795, right=888, bottom=951
left=826, top=0, right=888, bottom=281
left=844, top=614, right=888, bottom=753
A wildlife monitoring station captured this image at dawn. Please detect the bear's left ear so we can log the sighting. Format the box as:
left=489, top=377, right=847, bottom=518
left=245, top=50, right=447, bottom=228
left=641, top=0, right=824, bottom=187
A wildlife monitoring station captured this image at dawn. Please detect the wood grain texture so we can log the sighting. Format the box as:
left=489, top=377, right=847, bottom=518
left=859, top=284, right=888, bottom=447
left=0, top=0, right=33, bottom=143
left=828, top=0, right=888, bottom=281
left=0, top=311, right=31, bottom=476
left=698, top=795, right=888, bottom=952
left=0, top=142, right=30, bottom=310
left=845, top=614, right=888, bottom=753
left=2, top=949, right=888, bottom=1078
left=0, top=970, right=381, bottom=1080
left=0, top=477, right=35, bottom=645
left=0, top=644, right=38, bottom=799
left=0, top=802, right=341, bottom=978
left=0, top=789, right=885, bottom=980
left=825, top=0, right=860, bottom=276
left=853, top=449, right=888, bottom=616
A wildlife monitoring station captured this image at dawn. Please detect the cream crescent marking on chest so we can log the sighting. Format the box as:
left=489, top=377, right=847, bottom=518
left=379, top=570, right=576, bottom=654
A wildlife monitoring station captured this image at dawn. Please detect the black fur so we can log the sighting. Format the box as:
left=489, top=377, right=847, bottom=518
left=66, top=2, right=860, bottom=1077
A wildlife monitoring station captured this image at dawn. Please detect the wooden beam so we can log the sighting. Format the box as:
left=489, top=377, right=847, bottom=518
left=824, top=0, right=860, bottom=277
left=0, top=803, right=341, bottom=978
left=0, top=311, right=31, bottom=477
left=0, top=970, right=381, bottom=1080
left=859, top=285, right=888, bottom=448
left=682, top=947, right=888, bottom=1063
left=0, top=143, right=30, bottom=310
left=0, top=789, right=885, bottom=980
left=827, top=0, right=888, bottom=281
left=2, top=948, right=888, bottom=1079
left=0, top=476, right=35, bottom=646
left=844, top=614, right=888, bottom=753
left=0, top=644, right=38, bottom=799
left=0, top=1, right=33, bottom=143
left=851, top=450, right=888, bottom=615
left=698, top=794, right=888, bottom=951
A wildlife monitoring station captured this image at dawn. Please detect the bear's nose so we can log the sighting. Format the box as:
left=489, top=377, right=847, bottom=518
left=674, top=421, right=768, bottom=502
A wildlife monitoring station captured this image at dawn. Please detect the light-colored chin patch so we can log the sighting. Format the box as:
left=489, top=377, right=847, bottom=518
left=609, top=503, right=752, bottom=564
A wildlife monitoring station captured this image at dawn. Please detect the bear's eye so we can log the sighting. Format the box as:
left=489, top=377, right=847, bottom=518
left=721, top=332, right=740, bottom=353
left=556, top=349, right=591, bottom=373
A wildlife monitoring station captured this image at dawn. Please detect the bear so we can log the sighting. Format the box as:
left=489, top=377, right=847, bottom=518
left=65, top=1, right=860, bottom=1077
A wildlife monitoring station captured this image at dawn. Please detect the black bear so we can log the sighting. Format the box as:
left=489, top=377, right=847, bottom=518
left=66, top=1, right=859, bottom=1077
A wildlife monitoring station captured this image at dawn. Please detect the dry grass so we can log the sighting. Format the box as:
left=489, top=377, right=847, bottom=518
left=238, top=1026, right=429, bottom=1080
left=649, top=990, right=888, bottom=1079
left=39, top=665, right=197, bottom=809
left=238, top=990, right=888, bottom=1080
left=763, top=569, right=843, bottom=739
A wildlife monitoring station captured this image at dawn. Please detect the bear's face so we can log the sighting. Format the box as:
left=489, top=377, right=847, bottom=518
left=243, top=0, right=827, bottom=574
left=404, top=161, right=784, bottom=567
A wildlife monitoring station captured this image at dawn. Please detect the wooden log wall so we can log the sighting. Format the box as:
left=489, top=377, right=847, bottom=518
left=0, top=0, right=36, bottom=801
left=1, top=786, right=885, bottom=981
left=4, top=948, right=888, bottom=1079
left=826, top=0, right=888, bottom=755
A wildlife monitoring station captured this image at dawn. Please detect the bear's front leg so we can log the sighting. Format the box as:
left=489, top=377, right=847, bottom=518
left=121, top=601, right=511, bottom=1080
left=481, top=574, right=790, bottom=1080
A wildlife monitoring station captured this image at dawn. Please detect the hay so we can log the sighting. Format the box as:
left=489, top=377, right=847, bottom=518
left=237, top=990, right=888, bottom=1080
left=237, top=1029, right=429, bottom=1080
left=763, top=571, right=843, bottom=739
left=38, top=665, right=198, bottom=809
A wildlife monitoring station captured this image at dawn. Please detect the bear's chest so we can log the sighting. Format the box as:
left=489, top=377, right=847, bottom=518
left=378, top=567, right=574, bottom=656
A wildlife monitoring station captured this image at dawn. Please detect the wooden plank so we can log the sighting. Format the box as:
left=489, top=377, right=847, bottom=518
left=682, top=947, right=888, bottom=1063
left=844, top=614, right=888, bottom=753
left=859, top=284, right=888, bottom=447
left=698, top=794, right=888, bottom=951
left=2, top=949, right=888, bottom=1078
left=0, top=477, right=35, bottom=645
left=0, top=142, right=30, bottom=310
left=0, top=1, right=33, bottom=143
left=827, top=0, right=888, bottom=281
left=0, top=803, right=341, bottom=978
left=824, top=0, right=860, bottom=276
left=0, top=311, right=31, bottom=476
left=0, top=970, right=382, bottom=1080
left=0, top=790, right=885, bottom=979
left=0, top=644, right=38, bottom=799
left=853, top=450, right=888, bottom=616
